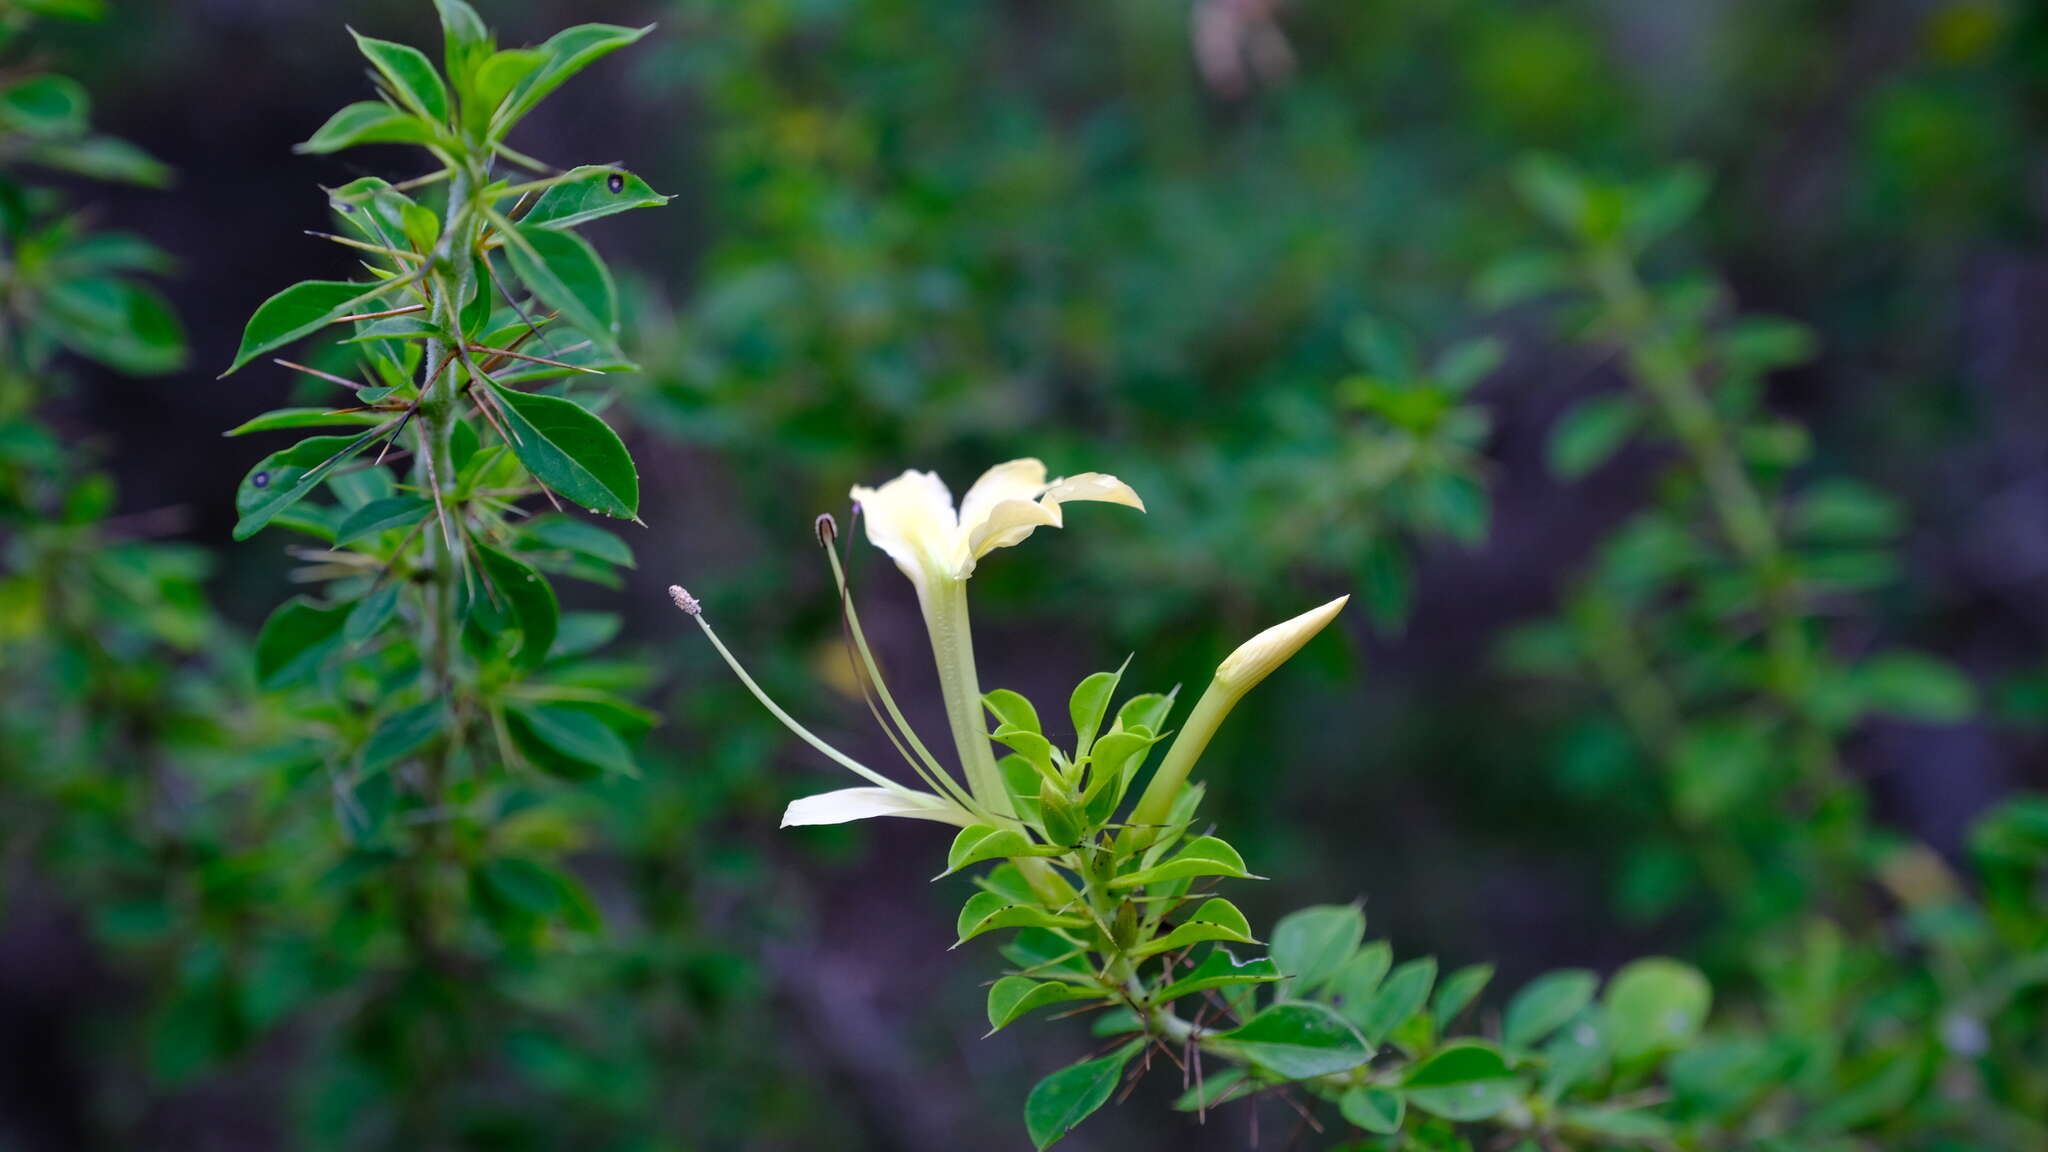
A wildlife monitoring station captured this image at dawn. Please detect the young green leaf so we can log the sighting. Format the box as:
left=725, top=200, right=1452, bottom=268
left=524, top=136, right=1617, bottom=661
left=224, top=280, right=378, bottom=375
left=983, top=688, right=1042, bottom=736
left=1023, top=1041, right=1141, bottom=1150
left=954, top=892, right=1088, bottom=946
left=941, top=825, right=1061, bottom=877
left=487, top=382, right=639, bottom=519
left=1129, top=897, right=1258, bottom=958
left=1108, top=836, right=1257, bottom=888
left=1067, top=667, right=1123, bottom=759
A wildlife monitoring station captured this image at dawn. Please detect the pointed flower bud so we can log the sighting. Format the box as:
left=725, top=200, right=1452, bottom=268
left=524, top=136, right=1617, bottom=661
left=1214, top=595, right=1350, bottom=696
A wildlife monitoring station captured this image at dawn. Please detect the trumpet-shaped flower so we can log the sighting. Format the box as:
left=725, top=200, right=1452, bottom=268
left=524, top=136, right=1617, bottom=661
left=852, top=458, right=1144, bottom=603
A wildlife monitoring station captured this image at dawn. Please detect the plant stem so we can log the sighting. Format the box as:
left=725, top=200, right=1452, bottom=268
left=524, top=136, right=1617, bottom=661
left=923, top=578, right=1013, bottom=818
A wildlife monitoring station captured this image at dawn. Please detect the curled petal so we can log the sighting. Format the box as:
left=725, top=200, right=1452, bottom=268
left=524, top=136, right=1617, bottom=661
left=958, top=458, right=1050, bottom=532
left=966, top=497, right=1062, bottom=564
left=780, top=786, right=976, bottom=828
left=1040, top=471, right=1146, bottom=517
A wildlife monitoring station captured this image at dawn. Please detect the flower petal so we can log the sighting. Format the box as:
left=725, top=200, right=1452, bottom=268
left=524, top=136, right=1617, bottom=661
left=966, top=497, right=1063, bottom=564
left=958, top=458, right=1050, bottom=536
left=779, top=786, right=974, bottom=828
left=1040, top=472, right=1147, bottom=521
left=852, top=469, right=962, bottom=584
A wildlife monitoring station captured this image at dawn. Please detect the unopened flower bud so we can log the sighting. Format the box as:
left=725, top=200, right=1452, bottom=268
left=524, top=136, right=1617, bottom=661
left=1214, top=595, right=1349, bottom=695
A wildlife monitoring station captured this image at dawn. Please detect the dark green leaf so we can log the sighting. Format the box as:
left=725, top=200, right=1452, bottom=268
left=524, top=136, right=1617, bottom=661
left=501, top=222, right=618, bottom=353
left=234, top=429, right=385, bottom=540
left=224, top=408, right=389, bottom=438
left=333, top=496, right=430, bottom=547
left=224, top=280, right=378, bottom=375
left=360, top=702, right=444, bottom=772
left=493, top=23, right=650, bottom=137
left=1213, top=1002, right=1373, bottom=1079
left=473, top=544, right=558, bottom=668
left=350, top=31, right=450, bottom=122
left=295, top=101, right=441, bottom=154
left=488, top=382, right=639, bottom=519
left=254, top=597, right=349, bottom=689
left=506, top=702, right=634, bottom=779
left=0, top=74, right=87, bottom=137
left=519, top=165, right=669, bottom=230
left=38, top=276, right=185, bottom=375
left=1024, top=1041, right=1140, bottom=1150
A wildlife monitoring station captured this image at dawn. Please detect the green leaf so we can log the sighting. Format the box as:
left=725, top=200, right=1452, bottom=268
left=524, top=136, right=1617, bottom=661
left=360, top=702, right=444, bottom=772
left=295, top=101, right=441, bottom=154
left=518, top=515, right=634, bottom=568
left=493, top=23, right=651, bottom=137
left=1270, top=903, right=1365, bottom=998
left=1212, top=1002, right=1373, bottom=1079
left=1172, top=1065, right=1254, bottom=1113
left=1023, top=1041, right=1140, bottom=1150
left=1154, top=948, right=1282, bottom=1004
left=1331, top=940, right=1393, bottom=1024
left=473, top=544, right=559, bottom=668
left=432, top=0, right=492, bottom=80
left=986, top=977, right=1099, bottom=1033
left=955, top=891, right=1089, bottom=946
left=1434, top=963, right=1494, bottom=1024
left=1109, top=836, right=1257, bottom=889
left=0, top=74, right=87, bottom=137
left=1852, top=652, right=1974, bottom=724
left=501, top=221, right=617, bottom=353
left=942, top=825, right=1062, bottom=876
left=1403, top=1041, right=1522, bottom=1121
left=1339, top=1087, right=1404, bottom=1134
left=38, top=276, right=185, bottom=375
left=519, top=166, right=669, bottom=230
left=1067, top=667, right=1123, bottom=758
left=506, top=703, right=634, bottom=779
left=1130, top=898, right=1258, bottom=958
left=1113, top=691, right=1176, bottom=736
left=1563, top=1105, right=1676, bottom=1142
left=1603, top=958, right=1710, bottom=1061
left=224, top=407, right=389, bottom=438
left=333, top=496, right=430, bottom=547
left=234, top=429, right=384, bottom=540
left=1357, top=956, right=1436, bottom=1044
left=488, top=383, right=639, bottom=519
left=469, top=49, right=546, bottom=129
left=344, top=581, right=400, bottom=645
left=1515, top=154, right=1592, bottom=235
left=1503, top=969, right=1596, bottom=1050
left=1548, top=394, right=1642, bottom=478
left=224, top=279, right=378, bottom=375
left=350, top=31, right=450, bottom=123
left=983, top=688, right=1042, bottom=736
left=254, top=597, right=349, bottom=689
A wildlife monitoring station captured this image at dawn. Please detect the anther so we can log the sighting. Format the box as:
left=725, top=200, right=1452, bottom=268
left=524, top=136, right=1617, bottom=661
left=814, top=512, right=837, bottom=546
left=667, top=585, right=701, bottom=616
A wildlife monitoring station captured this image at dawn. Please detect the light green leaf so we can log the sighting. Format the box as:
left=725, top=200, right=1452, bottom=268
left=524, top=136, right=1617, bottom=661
left=1403, top=1041, right=1522, bottom=1121
left=1548, top=394, right=1642, bottom=478
left=1024, top=1041, right=1140, bottom=1150
left=955, top=891, right=1088, bottom=947
left=488, top=383, right=638, bottom=519
left=1339, top=1087, right=1404, bottom=1134
left=1603, top=958, right=1711, bottom=1061
left=1109, top=836, right=1257, bottom=889
left=942, top=825, right=1062, bottom=876
left=1130, top=898, right=1258, bottom=958
left=1154, top=948, right=1282, bottom=1004
left=1270, top=903, right=1365, bottom=998
left=1067, top=667, right=1123, bottom=758
left=1357, top=956, right=1435, bottom=1044
left=1434, top=963, right=1494, bottom=1024
left=1504, top=969, right=1596, bottom=1050
left=1852, top=652, right=1974, bottom=724
left=1212, top=1002, right=1373, bottom=1079
left=986, top=977, right=1099, bottom=1033
left=983, top=688, right=1042, bottom=736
